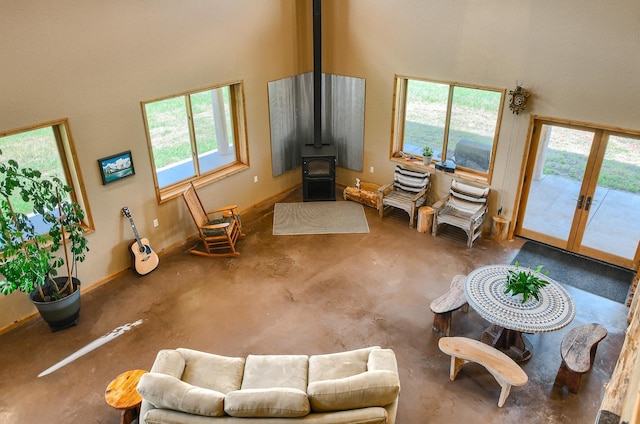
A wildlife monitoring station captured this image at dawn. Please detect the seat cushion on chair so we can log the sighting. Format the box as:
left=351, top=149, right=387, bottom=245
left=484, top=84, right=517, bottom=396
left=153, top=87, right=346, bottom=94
left=393, top=166, right=429, bottom=193
left=202, top=216, right=235, bottom=237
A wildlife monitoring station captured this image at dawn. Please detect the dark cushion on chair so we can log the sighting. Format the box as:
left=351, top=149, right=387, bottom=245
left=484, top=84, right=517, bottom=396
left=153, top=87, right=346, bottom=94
left=202, top=216, right=235, bottom=237
left=393, top=166, right=429, bottom=193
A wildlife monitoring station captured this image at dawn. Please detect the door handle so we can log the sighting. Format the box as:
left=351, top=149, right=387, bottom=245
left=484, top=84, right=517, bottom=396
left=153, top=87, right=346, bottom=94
left=585, top=196, right=592, bottom=211
left=576, top=194, right=585, bottom=210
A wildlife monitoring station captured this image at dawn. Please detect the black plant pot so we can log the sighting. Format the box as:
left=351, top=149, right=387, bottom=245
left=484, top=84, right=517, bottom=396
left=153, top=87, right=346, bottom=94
left=29, top=277, right=81, bottom=332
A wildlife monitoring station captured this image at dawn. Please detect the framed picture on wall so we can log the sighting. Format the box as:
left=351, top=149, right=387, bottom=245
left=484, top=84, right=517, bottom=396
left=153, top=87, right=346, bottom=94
left=98, top=150, right=135, bottom=185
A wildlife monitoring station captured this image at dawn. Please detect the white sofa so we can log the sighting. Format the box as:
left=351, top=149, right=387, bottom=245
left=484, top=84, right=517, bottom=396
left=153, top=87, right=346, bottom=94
left=137, top=346, right=400, bottom=424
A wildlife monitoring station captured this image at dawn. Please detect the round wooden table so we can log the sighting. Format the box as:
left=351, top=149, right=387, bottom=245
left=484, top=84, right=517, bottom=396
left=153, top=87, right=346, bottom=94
left=105, top=369, right=147, bottom=424
left=465, top=264, right=576, bottom=362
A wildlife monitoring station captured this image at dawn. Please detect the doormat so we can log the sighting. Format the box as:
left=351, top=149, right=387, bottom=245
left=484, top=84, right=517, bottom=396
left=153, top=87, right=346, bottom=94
left=512, top=240, right=634, bottom=304
left=273, top=202, right=369, bottom=235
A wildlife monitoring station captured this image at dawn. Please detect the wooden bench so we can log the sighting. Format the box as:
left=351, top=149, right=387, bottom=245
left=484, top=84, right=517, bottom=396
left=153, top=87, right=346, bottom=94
left=430, top=275, right=469, bottom=337
left=554, top=323, right=607, bottom=394
left=438, top=336, right=528, bottom=407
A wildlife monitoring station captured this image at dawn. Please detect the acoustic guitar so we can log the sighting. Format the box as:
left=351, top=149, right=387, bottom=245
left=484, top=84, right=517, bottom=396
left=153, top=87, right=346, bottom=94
left=122, top=207, right=159, bottom=275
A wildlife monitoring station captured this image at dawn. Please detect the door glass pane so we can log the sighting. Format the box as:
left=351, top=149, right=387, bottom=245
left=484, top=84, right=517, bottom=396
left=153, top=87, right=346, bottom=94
left=522, top=125, right=595, bottom=241
left=581, top=134, right=640, bottom=259
left=403, top=80, right=448, bottom=160
left=448, top=86, right=501, bottom=172
left=191, top=87, right=235, bottom=174
left=144, top=96, right=195, bottom=187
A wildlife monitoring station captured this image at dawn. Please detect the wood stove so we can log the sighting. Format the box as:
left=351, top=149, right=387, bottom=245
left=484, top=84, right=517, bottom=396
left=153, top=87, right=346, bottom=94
left=302, top=0, right=336, bottom=202
left=302, top=144, right=336, bottom=201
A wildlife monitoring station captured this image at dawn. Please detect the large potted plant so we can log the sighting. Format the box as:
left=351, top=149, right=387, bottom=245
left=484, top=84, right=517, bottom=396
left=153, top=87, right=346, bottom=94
left=0, top=154, right=89, bottom=331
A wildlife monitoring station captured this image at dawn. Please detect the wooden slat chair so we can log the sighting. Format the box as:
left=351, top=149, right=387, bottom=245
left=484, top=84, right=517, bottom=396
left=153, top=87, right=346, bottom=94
left=432, top=180, right=490, bottom=248
left=554, top=323, right=607, bottom=394
left=378, top=165, right=430, bottom=228
left=182, top=183, right=244, bottom=258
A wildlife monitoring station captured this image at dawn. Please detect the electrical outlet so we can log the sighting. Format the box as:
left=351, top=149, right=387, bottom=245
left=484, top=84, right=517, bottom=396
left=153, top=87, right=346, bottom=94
left=369, top=166, right=374, bottom=173
left=153, top=219, right=159, bottom=228
left=254, top=175, right=258, bottom=183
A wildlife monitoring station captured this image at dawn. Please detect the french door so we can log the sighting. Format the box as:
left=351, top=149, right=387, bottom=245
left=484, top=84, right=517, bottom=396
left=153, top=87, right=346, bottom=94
left=516, top=118, right=640, bottom=270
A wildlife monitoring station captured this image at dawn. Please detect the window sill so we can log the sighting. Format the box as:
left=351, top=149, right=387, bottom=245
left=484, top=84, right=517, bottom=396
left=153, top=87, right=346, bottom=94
left=156, top=163, right=249, bottom=204
left=390, top=157, right=489, bottom=185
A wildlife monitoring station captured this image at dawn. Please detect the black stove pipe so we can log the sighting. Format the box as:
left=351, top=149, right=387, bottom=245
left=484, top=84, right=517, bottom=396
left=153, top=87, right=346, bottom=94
left=313, top=0, right=322, bottom=148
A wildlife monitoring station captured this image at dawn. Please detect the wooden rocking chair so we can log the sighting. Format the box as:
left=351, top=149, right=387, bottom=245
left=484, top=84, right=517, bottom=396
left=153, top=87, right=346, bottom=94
left=182, top=183, right=244, bottom=257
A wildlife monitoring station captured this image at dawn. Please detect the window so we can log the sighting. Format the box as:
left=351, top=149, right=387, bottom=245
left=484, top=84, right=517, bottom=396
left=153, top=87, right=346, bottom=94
left=0, top=119, right=94, bottom=234
left=391, top=76, right=505, bottom=182
left=142, top=81, right=249, bottom=202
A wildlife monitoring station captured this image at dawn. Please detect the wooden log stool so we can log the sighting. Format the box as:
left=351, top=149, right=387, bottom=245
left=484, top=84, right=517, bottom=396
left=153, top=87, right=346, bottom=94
left=430, top=274, right=469, bottom=337
left=554, top=323, right=607, bottom=394
left=438, top=336, right=528, bottom=407
left=105, top=369, right=148, bottom=424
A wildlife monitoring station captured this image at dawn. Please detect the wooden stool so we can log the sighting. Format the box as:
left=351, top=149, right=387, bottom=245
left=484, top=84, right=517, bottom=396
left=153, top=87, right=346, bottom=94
left=438, top=337, right=528, bottom=407
left=554, top=323, right=607, bottom=394
left=105, top=369, right=148, bottom=424
left=430, top=275, right=469, bottom=337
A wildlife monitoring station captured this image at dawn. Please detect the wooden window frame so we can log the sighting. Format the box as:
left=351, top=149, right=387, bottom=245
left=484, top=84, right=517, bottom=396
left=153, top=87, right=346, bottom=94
left=141, top=81, right=250, bottom=203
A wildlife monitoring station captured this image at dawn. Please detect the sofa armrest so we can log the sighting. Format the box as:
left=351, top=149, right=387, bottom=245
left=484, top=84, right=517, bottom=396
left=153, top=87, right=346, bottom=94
left=368, top=349, right=399, bottom=376
left=150, top=349, right=186, bottom=379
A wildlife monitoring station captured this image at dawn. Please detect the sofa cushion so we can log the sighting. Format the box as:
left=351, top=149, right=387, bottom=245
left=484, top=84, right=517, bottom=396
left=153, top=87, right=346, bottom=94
left=136, top=372, right=225, bottom=417
left=241, top=354, right=309, bottom=391
left=308, top=346, right=380, bottom=382
left=224, top=387, right=310, bottom=418
left=176, top=348, right=245, bottom=394
left=307, top=370, right=400, bottom=412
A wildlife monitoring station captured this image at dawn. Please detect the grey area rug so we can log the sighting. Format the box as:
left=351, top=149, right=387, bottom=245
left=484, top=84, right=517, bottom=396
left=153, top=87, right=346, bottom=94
left=273, top=202, right=369, bottom=235
left=512, top=240, right=634, bottom=304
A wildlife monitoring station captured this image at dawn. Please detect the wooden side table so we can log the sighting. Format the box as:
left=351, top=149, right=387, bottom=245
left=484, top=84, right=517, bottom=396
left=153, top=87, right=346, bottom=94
left=105, top=369, right=148, bottom=424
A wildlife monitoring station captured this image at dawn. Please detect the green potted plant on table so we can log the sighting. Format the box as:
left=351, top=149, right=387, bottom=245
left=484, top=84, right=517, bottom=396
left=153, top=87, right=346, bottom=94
left=0, top=153, right=89, bottom=331
left=504, top=261, right=549, bottom=303
left=422, top=146, right=433, bottom=165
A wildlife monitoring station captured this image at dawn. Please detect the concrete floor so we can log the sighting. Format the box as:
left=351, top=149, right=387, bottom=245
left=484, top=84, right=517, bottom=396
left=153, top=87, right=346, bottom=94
left=0, top=188, right=629, bottom=424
